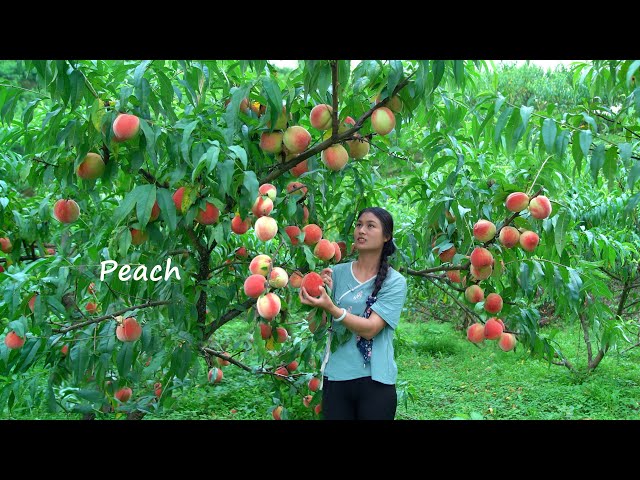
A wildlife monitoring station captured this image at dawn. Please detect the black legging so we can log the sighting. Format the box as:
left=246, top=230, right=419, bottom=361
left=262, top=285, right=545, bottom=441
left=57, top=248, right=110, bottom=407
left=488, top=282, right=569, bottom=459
left=322, top=376, right=397, bottom=420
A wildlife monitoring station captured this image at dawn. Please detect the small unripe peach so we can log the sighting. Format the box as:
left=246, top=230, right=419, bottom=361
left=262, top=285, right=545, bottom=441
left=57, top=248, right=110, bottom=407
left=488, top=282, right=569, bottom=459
left=347, top=137, right=370, bottom=159
left=53, top=199, right=80, bottom=223
left=371, top=107, right=396, bottom=135
left=498, top=226, right=520, bottom=248
left=235, top=247, right=248, bottom=258
left=446, top=270, right=461, bottom=283
left=249, top=254, right=272, bottom=276
left=289, top=271, right=304, bottom=289
left=308, top=377, right=320, bottom=392
left=287, top=360, right=299, bottom=372
left=130, top=228, right=149, bottom=245
left=217, top=352, right=231, bottom=367
left=310, top=104, right=333, bottom=130
left=112, top=113, right=140, bottom=141
left=302, top=224, right=323, bottom=246
left=303, top=395, right=313, bottom=408
left=0, top=237, right=12, bottom=253
left=259, top=183, right=277, bottom=201
left=519, top=231, right=540, bottom=252
left=283, top=126, right=311, bottom=154
left=466, top=323, right=485, bottom=344
left=314, top=402, right=322, bottom=415
left=302, top=205, right=310, bottom=224
left=260, top=131, right=284, bottom=154
left=267, top=106, right=288, bottom=130
left=529, top=195, right=552, bottom=219
left=321, top=144, right=349, bottom=171
left=4, top=331, right=25, bottom=350
left=484, top=293, right=503, bottom=314
left=256, top=292, right=282, bottom=320
left=314, top=239, right=335, bottom=261
left=269, top=267, right=289, bottom=289
left=116, top=317, right=142, bottom=342
left=498, top=332, right=517, bottom=352
left=254, top=216, right=278, bottom=242
left=85, top=302, right=98, bottom=314
left=375, top=94, right=403, bottom=113
left=208, top=367, right=223, bottom=384
left=473, top=219, right=496, bottom=242
left=231, top=214, right=252, bottom=234
left=286, top=181, right=308, bottom=197
left=438, top=246, right=456, bottom=263
left=172, top=187, right=186, bottom=214
left=195, top=202, right=220, bottom=225
left=484, top=318, right=504, bottom=340
left=244, top=274, right=267, bottom=298
left=272, top=405, right=283, bottom=420
left=252, top=196, right=274, bottom=218
left=301, top=272, right=324, bottom=297
left=275, top=366, right=289, bottom=379
left=465, top=285, right=484, bottom=303
left=77, top=152, right=105, bottom=180
left=290, top=159, right=308, bottom=177
left=505, top=192, right=529, bottom=212
left=470, top=247, right=494, bottom=268
left=275, top=326, right=288, bottom=343
left=285, top=225, right=303, bottom=245
left=61, top=344, right=69, bottom=356
left=259, top=322, right=272, bottom=340
left=115, top=387, right=132, bottom=402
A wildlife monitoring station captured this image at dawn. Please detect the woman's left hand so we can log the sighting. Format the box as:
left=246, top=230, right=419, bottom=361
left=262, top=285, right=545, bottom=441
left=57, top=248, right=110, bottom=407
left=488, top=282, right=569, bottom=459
left=299, top=285, right=335, bottom=312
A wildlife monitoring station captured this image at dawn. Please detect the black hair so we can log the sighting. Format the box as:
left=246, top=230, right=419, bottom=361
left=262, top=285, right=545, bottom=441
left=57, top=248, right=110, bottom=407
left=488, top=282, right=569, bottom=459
left=357, top=207, right=396, bottom=298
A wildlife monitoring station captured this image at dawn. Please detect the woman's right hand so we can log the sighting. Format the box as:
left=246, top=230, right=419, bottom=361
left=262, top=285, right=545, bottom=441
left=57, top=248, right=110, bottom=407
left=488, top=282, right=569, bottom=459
left=320, top=268, right=333, bottom=291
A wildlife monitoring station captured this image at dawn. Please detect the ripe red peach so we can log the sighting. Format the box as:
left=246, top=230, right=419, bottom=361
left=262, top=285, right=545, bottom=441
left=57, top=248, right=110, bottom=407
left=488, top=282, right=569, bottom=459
left=54, top=199, right=80, bottom=223
left=484, top=317, right=504, bottom=340
left=217, top=352, right=231, bottom=367
left=256, top=292, right=282, bottom=320
left=302, top=224, right=323, bottom=246
left=347, top=137, right=370, bottom=159
left=149, top=201, right=161, bottom=222
left=116, top=317, right=142, bottom=342
left=287, top=181, right=308, bottom=196
left=321, top=144, right=349, bottom=171
left=301, top=272, right=324, bottom=297
left=85, top=302, right=98, bottom=314
left=0, top=237, right=11, bottom=253
left=505, top=192, right=530, bottom=212
left=446, top=270, right=461, bottom=283
left=470, top=247, right=494, bottom=268
left=235, top=247, right=248, bottom=258
left=283, top=126, right=311, bottom=154
left=112, top=113, right=140, bottom=141
left=252, top=196, right=274, bottom=218
left=287, top=360, right=299, bottom=372
left=498, top=226, right=520, bottom=248
left=249, top=254, right=272, bottom=276
left=260, top=131, right=283, bottom=154
left=466, top=323, right=485, bottom=344
left=172, top=187, right=188, bottom=214
left=115, top=387, right=132, bottom=402
left=529, top=195, right=552, bottom=219
left=473, top=219, right=496, bottom=242
left=498, top=332, right=517, bottom=352
left=308, top=377, right=320, bottom=392
left=465, top=285, right=484, bottom=303
left=254, top=216, right=278, bottom=241
left=244, top=274, right=267, bottom=298
left=289, top=271, right=304, bottom=289
left=332, top=242, right=342, bottom=263
left=275, top=326, right=288, bottom=343
left=337, top=241, right=347, bottom=258
left=76, top=152, right=105, bottom=180
left=130, top=228, right=149, bottom=245
left=470, top=264, right=493, bottom=281
left=438, top=245, right=457, bottom=263
left=310, top=104, right=333, bottom=130
left=195, top=202, right=220, bottom=225
left=290, top=158, right=308, bottom=177
left=484, top=293, right=503, bottom=314
left=4, top=331, right=25, bottom=349
left=375, top=94, right=403, bottom=113
left=272, top=405, right=283, bottom=420
left=371, top=107, right=396, bottom=135
left=285, top=225, right=303, bottom=245
left=208, top=367, right=223, bottom=383
left=275, top=366, right=289, bottom=379
left=231, top=214, right=252, bottom=234
left=519, top=231, right=540, bottom=252
left=303, top=395, right=313, bottom=408
left=28, top=294, right=37, bottom=313
left=269, top=267, right=289, bottom=289
left=259, top=183, right=277, bottom=201
left=259, top=322, right=272, bottom=340
left=314, top=239, right=335, bottom=261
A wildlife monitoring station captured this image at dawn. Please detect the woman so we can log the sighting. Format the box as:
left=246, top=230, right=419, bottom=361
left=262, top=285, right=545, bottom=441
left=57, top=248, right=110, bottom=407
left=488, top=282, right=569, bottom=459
left=299, top=207, right=408, bottom=420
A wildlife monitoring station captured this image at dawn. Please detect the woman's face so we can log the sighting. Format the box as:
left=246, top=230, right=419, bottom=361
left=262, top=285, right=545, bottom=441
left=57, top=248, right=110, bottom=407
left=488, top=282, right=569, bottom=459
left=354, top=212, right=389, bottom=252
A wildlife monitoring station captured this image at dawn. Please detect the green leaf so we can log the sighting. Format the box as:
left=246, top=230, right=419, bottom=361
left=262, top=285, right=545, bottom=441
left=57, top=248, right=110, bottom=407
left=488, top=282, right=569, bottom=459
left=135, top=184, right=156, bottom=230
left=117, top=342, right=135, bottom=377
left=542, top=118, right=556, bottom=153
left=134, top=60, right=153, bottom=87
left=217, top=159, right=235, bottom=196
left=171, top=344, right=192, bottom=380
left=432, top=61, right=445, bottom=92
left=181, top=120, right=199, bottom=162
left=243, top=171, right=259, bottom=202
left=520, top=106, right=533, bottom=130
left=628, top=161, right=640, bottom=191
left=554, top=211, right=571, bottom=257
left=626, top=60, right=640, bottom=88
left=112, top=187, right=141, bottom=227
left=387, top=60, right=403, bottom=97
left=590, top=144, right=605, bottom=183
left=453, top=60, right=465, bottom=89
left=71, top=340, right=90, bottom=384
left=625, top=193, right=640, bottom=215
left=571, top=130, right=583, bottom=173
left=68, top=70, right=85, bottom=111
left=603, top=147, right=618, bottom=190
left=205, top=142, right=220, bottom=174
left=138, top=119, right=157, bottom=162
left=619, top=143, right=632, bottom=164
left=567, top=269, right=582, bottom=303
left=579, top=130, right=592, bottom=158
left=157, top=188, right=177, bottom=231
left=229, top=145, right=248, bottom=169
left=494, top=106, right=513, bottom=146
left=262, top=76, right=283, bottom=128
left=338, top=60, right=351, bottom=93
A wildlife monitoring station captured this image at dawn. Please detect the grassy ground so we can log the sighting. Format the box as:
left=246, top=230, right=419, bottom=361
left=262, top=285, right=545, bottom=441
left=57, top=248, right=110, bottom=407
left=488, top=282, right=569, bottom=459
left=4, top=315, right=640, bottom=420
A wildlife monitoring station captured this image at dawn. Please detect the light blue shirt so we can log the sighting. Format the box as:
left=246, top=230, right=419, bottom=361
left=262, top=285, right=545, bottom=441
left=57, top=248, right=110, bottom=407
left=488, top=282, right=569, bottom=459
left=324, top=261, right=407, bottom=385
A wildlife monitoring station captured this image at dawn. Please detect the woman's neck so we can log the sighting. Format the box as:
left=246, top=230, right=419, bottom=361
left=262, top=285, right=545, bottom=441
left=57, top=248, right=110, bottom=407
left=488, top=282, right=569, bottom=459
left=354, top=251, right=380, bottom=277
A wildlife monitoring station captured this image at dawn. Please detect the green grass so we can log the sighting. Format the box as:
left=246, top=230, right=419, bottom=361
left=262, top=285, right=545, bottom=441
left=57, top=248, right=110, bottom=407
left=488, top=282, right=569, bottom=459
left=4, top=315, right=640, bottom=420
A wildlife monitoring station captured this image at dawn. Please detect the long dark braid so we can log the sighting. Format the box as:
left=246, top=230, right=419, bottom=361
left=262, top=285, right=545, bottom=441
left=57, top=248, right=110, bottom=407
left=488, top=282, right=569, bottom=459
left=357, top=207, right=396, bottom=298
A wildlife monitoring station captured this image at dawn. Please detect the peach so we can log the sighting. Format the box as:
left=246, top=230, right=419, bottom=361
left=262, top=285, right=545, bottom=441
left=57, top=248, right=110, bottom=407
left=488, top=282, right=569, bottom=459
left=269, top=267, right=289, bottom=288
left=115, top=387, right=132, bottom=402
left=470, top=247, right=494, bottom=268
left=285, top=225, right=303, bottom=245
left=275, top=366, right=289, bottom=379
left=470, top=264, right=493, bottom=281
left=249, top=254, right=272, bottom=276
left=314, top=239, right=335, bottom=261
left=308, top=377, right=320, bottom=392
left=112, top=113, right=140, bottom=141
left=287, top=181, right=308, bottom=197
left=302, top=205, right=309, bottom=224
left=283, top=126, right=311, bottom=154
left=53, top=199, right=80, bottom=223
left=473, top=219, right=496, bottom=242
left=260, top=131, right=283, bottom=154
left=347, top=137, right=370, bottom=159
left=332, top=241, right=342, bottom=263
left=4, top=331, right=25, bottom=350
left=302, top=224, right=323, bottom=246
left=465, top=285, right=484, bottom=303
left=466, top=323, right=485, bottom=344
left=505, top=192, right=529, bottom=212
left=484, top=317, right=504, bottom=340
left=252, top=196, right=274, bottom=218
left=321, top=144, right=349, bottom=171
left=267, top=106, right=288, bottom=130
left=130, top=228, right=148, bottom=245
left=149, top=201, right=161, bottom=222
left=256, top=292, right=282, bottom=320
left=259, top=322, right=272, bottom=340
left=195, top=202, right=220, bottom=225
left=244, top=274, right=268, bottom=298
left=529, top=195, right=552, bottom=219
left=254, top=216, right=278, bottom=241
left=445, top=210, right=456, bottom=223
left=301, top=272, right=324, bottom=297
left=76, top=152, right=105, bottom=180
left=154, top=382, right=162, bottom=397
left=376, top=94, right=403, bottom=113
left=314, top=403, right=322, bottom=415
left=498, top=226, right=520, bottom=248
left=289, top=271, right=304, bottom=289
left=498, top=332, right=517, bottom=352
left=438, top=246, right=456, bottom=263
left=0, top=237, right=12, bottom=253
left=208, top=367, right=223, bottom=384
left=484, top=293, right=503, bottom=314
left=259, top=183, right=277, bottom=201
left=287, top=360, right=299, bottom=372
left=337, top=241, right=347, bottom=258
left=28, top=294, right=37, bottom=313
left=275, top=326, right=288, bottom=343
left=446, top=270, right=461, bottom=283
left=371, top=107, right=396, bottom=135
left=172, top=187, right=186, bottom=213
left=272, top=405, right=283, bottom=420
left=290, top=158, right=308, bottom=177
left=303, top=395, right=313, bottom=408
left=217, top=352, right=231, bottom=367
left=231, top=214, right=252, bottom=234
left=85, top=302, right=98, bottom=314
left=235, top=246, right=248, bottom=257
left=519, top=231, right=539, bottom=252
left=116, top=317, right=142, bottom=342
left=61, top=344, right=69, bottom=356
left=310, top=104, right=333, bottom=130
